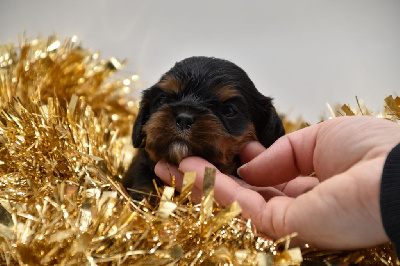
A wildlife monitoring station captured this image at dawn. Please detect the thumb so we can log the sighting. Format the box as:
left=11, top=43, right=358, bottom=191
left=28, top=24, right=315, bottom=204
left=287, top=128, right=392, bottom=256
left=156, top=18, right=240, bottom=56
left=238, top=125, right=319, bottom=186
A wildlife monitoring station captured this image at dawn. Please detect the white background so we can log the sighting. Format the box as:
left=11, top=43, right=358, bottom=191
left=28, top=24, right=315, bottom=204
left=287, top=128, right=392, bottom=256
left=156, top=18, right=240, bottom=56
left=1, top=0, right=399, bottom=123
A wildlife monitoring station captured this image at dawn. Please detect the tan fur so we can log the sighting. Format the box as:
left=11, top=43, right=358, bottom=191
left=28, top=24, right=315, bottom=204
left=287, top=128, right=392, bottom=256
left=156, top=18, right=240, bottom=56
left=158, top=76, right=182, bottom=93
left=214, top=85, right=241, bottom=102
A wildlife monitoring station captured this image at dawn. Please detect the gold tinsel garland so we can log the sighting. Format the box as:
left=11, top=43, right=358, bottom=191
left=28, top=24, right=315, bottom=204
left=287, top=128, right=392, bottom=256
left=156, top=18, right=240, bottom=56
left=0, top=35, right=399, bottom=265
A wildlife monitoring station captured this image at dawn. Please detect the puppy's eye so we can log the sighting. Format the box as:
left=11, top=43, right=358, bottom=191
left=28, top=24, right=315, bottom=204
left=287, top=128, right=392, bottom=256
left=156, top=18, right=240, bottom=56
left=220, top=106, right=237, bottom=118
left=154, top=96, right=168, bottom=107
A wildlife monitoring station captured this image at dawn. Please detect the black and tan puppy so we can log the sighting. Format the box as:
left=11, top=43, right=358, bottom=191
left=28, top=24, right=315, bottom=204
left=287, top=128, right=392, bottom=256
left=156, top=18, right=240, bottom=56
left=123, top=56, right=284, bottom=200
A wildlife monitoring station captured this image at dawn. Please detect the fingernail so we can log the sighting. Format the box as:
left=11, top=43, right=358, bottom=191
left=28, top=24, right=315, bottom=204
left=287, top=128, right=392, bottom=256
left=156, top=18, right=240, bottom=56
left=237, top=163, right=247, bottom=178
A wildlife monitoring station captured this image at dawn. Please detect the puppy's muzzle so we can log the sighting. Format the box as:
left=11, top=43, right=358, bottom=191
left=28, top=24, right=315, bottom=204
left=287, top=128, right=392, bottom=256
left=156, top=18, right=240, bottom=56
left=175, top=112, right=195, bottom=131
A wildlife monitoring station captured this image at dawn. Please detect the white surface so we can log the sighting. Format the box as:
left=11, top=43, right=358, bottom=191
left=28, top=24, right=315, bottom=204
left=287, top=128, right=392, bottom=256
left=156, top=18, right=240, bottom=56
left=1, top=0, right=399, bottom=123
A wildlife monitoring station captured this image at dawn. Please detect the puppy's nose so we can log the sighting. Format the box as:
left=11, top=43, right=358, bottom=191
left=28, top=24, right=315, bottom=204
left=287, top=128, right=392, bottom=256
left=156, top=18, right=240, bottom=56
left=176, top=113, right=195, bottom=130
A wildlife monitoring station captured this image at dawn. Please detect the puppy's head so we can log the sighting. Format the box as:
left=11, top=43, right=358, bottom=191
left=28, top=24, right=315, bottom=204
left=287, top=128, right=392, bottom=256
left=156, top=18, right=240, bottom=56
left=132, top=56, right=284, bottom=174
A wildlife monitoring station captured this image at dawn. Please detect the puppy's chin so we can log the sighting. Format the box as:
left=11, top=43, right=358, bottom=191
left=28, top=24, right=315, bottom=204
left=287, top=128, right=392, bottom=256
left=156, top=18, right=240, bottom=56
left=166, top=142, right=191, bottom=165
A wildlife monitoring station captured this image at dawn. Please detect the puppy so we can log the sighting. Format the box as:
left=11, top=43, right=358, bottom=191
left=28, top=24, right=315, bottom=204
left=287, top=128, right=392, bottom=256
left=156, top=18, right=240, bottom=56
left=123, top=56, right=284, bottom=201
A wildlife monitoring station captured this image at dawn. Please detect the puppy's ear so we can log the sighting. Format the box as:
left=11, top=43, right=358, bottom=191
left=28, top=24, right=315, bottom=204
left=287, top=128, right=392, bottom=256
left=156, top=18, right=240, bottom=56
left=251, top=96, right=285, bottom=148
left=132, top=98, right=150, bottom=148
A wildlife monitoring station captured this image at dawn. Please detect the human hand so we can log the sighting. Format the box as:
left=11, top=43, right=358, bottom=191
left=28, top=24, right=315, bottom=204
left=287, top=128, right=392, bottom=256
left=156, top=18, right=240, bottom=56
left=155, top=116, right=400, bottom=250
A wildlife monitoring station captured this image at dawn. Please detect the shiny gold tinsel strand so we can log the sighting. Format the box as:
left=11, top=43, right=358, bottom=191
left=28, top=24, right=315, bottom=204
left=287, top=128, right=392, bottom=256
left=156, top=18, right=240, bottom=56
left=321, top=95, right=400, bottom=122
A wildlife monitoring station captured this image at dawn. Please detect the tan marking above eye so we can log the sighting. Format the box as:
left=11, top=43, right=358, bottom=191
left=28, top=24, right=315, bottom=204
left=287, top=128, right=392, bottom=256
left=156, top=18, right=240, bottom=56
left=214, top=85, right=241, bottom=102
left=158, top=75, right=182, bottom=93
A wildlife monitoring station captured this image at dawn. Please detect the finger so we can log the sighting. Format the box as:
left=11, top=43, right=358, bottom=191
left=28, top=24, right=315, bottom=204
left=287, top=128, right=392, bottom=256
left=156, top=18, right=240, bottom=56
left=267, top=177, right=319, bottom=197
left=157, top=157, right=282, bottom=207
left=157, top=157, right=235, bottom=205
left=178, top=157, right=284, bottom=207
left=154, top=161, right=184, bottom=191
left=238, top=124, right=321, bottom=186
left=177, top=157, right=221, bottom=200
left=228, top=175, right=287, bottom=200
left=281, top=176, right=320, bottom=197
left=239, top=141, right=266, bottom=164
left=155, top=160, right=203, bottom=202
